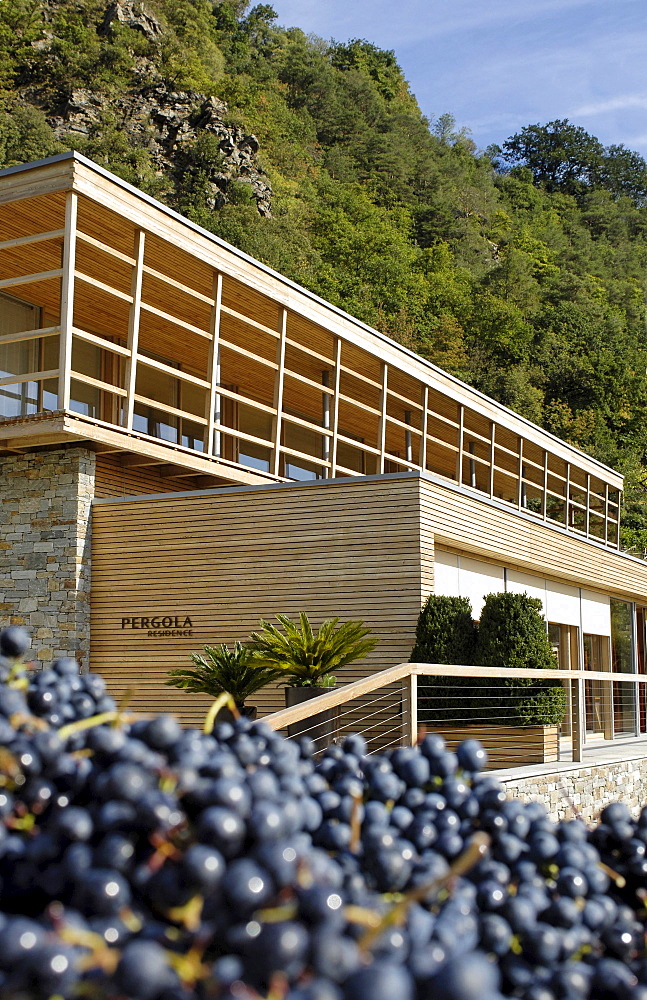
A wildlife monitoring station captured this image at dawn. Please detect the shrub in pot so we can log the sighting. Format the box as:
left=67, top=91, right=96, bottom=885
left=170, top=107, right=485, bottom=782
left=248, top=613, right=376, bottom=746
left=166, top=642, right=282, bottom=720
left=415, top=592, right=566, bottom=764
left=411, top=595, right=478, bottom=727
left=474, top=592, right=566, bottom=728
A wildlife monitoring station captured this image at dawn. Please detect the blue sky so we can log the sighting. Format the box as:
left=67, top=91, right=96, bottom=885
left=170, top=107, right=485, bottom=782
left=269, top=0, right=647, bottom=157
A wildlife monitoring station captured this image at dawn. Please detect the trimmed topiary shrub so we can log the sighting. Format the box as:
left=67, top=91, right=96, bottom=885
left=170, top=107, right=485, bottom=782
left=475, top=592, right=566, bottom=727
left=415, top=591, right=566, bottom=729
left=411, top=595, right=479, bottom=726
left=410, top=595, right=477, bottom=665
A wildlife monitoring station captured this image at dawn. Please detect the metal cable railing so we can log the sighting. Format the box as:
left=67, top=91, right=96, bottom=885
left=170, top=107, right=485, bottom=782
left=263, top=662, right=647, bottom=766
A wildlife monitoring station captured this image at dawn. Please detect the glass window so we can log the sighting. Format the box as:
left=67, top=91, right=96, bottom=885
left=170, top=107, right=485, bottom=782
left=133, top=356, right=179, bottom=443
left=0, top=294, right=42, bottom=419
left=611, top=599, right=635, bottom=735
left=69, top=339, right=101, bottom=418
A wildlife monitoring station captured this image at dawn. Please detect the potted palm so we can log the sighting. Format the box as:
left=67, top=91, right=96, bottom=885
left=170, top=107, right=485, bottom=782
left=166, top=642, right=282, bottom=720
left=248, top=613, right=377, bottom=747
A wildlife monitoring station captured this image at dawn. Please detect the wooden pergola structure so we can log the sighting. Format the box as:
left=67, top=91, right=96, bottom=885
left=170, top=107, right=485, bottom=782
left=0, top=152, right=623, bottom=543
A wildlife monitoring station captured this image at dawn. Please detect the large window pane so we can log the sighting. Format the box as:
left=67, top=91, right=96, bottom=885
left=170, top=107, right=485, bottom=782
left=133, top=358, right=178, bottom=443
left=70, top=340, right=100, bottom=418
left=611, top=599, right=635, bottom=734
left=0, top=294, right=41, bottom=419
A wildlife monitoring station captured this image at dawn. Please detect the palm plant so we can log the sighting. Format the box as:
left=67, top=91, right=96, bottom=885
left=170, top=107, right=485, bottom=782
left=247, top=613, right=376, bottom=688
left=166, top=642, right=282, bottom=708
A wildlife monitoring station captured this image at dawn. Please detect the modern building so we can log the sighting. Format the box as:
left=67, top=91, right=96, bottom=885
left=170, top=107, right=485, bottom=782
left=2, top=151, right=647, bottom=736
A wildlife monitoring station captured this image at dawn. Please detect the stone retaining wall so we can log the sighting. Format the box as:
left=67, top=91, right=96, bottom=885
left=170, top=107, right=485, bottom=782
left=0, top=446, right=95, bottom=667
left=500, top=758, right=647, bottom=822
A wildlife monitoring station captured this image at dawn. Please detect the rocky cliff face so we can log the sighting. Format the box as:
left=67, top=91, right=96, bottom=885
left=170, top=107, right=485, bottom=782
left=33, top=0, right=273, bottom=216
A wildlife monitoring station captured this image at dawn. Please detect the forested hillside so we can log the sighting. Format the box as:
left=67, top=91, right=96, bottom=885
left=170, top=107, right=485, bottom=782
left=2, top=0, right=647, bottom=549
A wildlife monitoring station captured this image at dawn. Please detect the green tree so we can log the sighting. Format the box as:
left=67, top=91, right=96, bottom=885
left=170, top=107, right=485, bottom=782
left=502, top=120, right=603, bottom=193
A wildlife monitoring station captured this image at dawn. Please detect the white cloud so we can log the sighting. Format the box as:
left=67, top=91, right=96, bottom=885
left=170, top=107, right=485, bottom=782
left=573, top=95, right=647, bottom=117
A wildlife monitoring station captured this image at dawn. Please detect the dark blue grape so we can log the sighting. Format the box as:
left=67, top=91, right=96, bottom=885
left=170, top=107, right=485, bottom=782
left=342, top=960, right=414, bottom=1000
left=422, top=950, right=501, bottom=1000
left=0, top=627, right=31, bottom=660
left=456, top=739, right=488, bottom=772
left=114, top=940, right=178, bottom=1000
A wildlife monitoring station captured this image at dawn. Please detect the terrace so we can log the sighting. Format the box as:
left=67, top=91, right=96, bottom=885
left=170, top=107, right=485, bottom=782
left=0, top=152, right=623, bottom=543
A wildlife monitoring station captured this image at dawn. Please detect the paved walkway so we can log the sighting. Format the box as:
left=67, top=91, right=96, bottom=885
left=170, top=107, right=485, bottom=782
left=492, top=733, right=647, bottom=783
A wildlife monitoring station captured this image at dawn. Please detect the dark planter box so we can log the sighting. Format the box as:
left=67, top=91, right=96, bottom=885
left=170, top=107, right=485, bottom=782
left=215, top=704, right=258, bottom=725
left=285, top=686, right=339, bottom=752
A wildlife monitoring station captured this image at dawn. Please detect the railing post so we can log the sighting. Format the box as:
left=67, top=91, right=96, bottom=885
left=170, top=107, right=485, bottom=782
left=571, top=675, right=584, bottom=762
left=401, top=670, right=417, bottom=746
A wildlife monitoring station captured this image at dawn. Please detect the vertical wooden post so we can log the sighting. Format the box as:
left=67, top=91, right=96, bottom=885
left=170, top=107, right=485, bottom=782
left=489, top=421, right=495, bottom=498
left=378, top=362, right=388, bottom=474
left=404, top=410, right=412, bottom=464
left=602, top=636, right=614, bottom=741
left=542, top=451, right=548, bottom=520
left=560, top=624, right=572, bottom=737
left=421, top=386, right=428, bottom=473
left=517, top=437, right=525, bottom=509
left=585, top=473, right=591, bottom=538
left=205, top=272, right=223, bottom=456
left=604, top=483, right=609, bottom=545
left=617, top=490, right=623, bottom=550
left=124, top=229, right=145, bottom=431
left=571, top=675, right=584, bottom=763
left=57, top=191, right=78, bottom=412
left=468, top=441, right=476, bottom=488
left=330, top=337, right=341, bottom=478
left=631, top=603, right=641, bottom=736
left=322, top=371, right=331, bottom=476
left=456, top=404, right=464, bottom=484
left=401, top=670, right=417, bottom=746
left=565, top=462, right=571, bottom=528
left=272, top=308, right=287, bottom=477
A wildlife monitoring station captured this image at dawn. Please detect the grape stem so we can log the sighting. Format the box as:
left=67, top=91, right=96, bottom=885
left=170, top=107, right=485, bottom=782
left=203, top=692, right=240, bottom=734
left=358, top=831, right=490, bottom=951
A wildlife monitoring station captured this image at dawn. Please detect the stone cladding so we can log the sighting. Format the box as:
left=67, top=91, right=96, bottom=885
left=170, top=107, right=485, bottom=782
left=0, top=446, right=95, bottom=667
left=500, top=758, right=647, bottom=822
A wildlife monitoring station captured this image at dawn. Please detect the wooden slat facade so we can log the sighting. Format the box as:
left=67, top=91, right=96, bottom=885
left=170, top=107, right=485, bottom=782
left=94, top=455, right=198, bottom=498
left=90, top=472, right=647, bottom=726
left=90, top=476, right=427, bottom=725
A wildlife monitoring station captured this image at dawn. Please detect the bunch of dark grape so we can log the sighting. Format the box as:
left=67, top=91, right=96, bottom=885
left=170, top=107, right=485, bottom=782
left=0, top=625, right=646, bottom=1000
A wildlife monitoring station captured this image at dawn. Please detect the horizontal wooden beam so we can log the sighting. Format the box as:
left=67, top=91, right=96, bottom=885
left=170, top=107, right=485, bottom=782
left=142, top=263, right=215, bottom=306
left=0, top=368, right=58, bottom=387
left=72, top=327, right=131, bottom=357
left=140, top=301, right=210, bottom=339
left=221, top=303, right=280, bottom=340
left=75, top=270, right=133, bottom=303
left=136, top=353, right=209, bottom=389
left=0, top=268, right=63, bottom=290
left=132, top=393, right=208, bottom=426
left=70, top=370, right=127, bottom=397
left=0, top=228, right=65, bottom=251
left=0, top=325, right=60, bottom=347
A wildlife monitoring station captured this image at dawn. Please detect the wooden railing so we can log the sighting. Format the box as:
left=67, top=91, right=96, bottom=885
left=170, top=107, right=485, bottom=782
left=263, top=662, right=647, bottom=764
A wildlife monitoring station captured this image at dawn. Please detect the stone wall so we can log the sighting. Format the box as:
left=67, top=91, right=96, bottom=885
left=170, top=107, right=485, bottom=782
left=0, top=446, right=95, bottom=667
left=500, top=758, right=647, bottom=822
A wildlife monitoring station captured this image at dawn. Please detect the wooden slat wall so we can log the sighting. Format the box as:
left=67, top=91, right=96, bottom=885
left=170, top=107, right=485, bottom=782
left=419, top=477, right=647, bottom=601
left=90, top=477, right=425, bottom=726
left=94, top=455, right=193, bottom=498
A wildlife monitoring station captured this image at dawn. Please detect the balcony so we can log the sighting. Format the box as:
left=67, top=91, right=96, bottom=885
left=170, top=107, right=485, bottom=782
left=0, top=152, right=623, bottom=543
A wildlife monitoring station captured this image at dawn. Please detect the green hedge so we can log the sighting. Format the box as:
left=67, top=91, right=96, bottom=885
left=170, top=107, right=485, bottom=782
left=414, top=592, right=567, bottom=728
